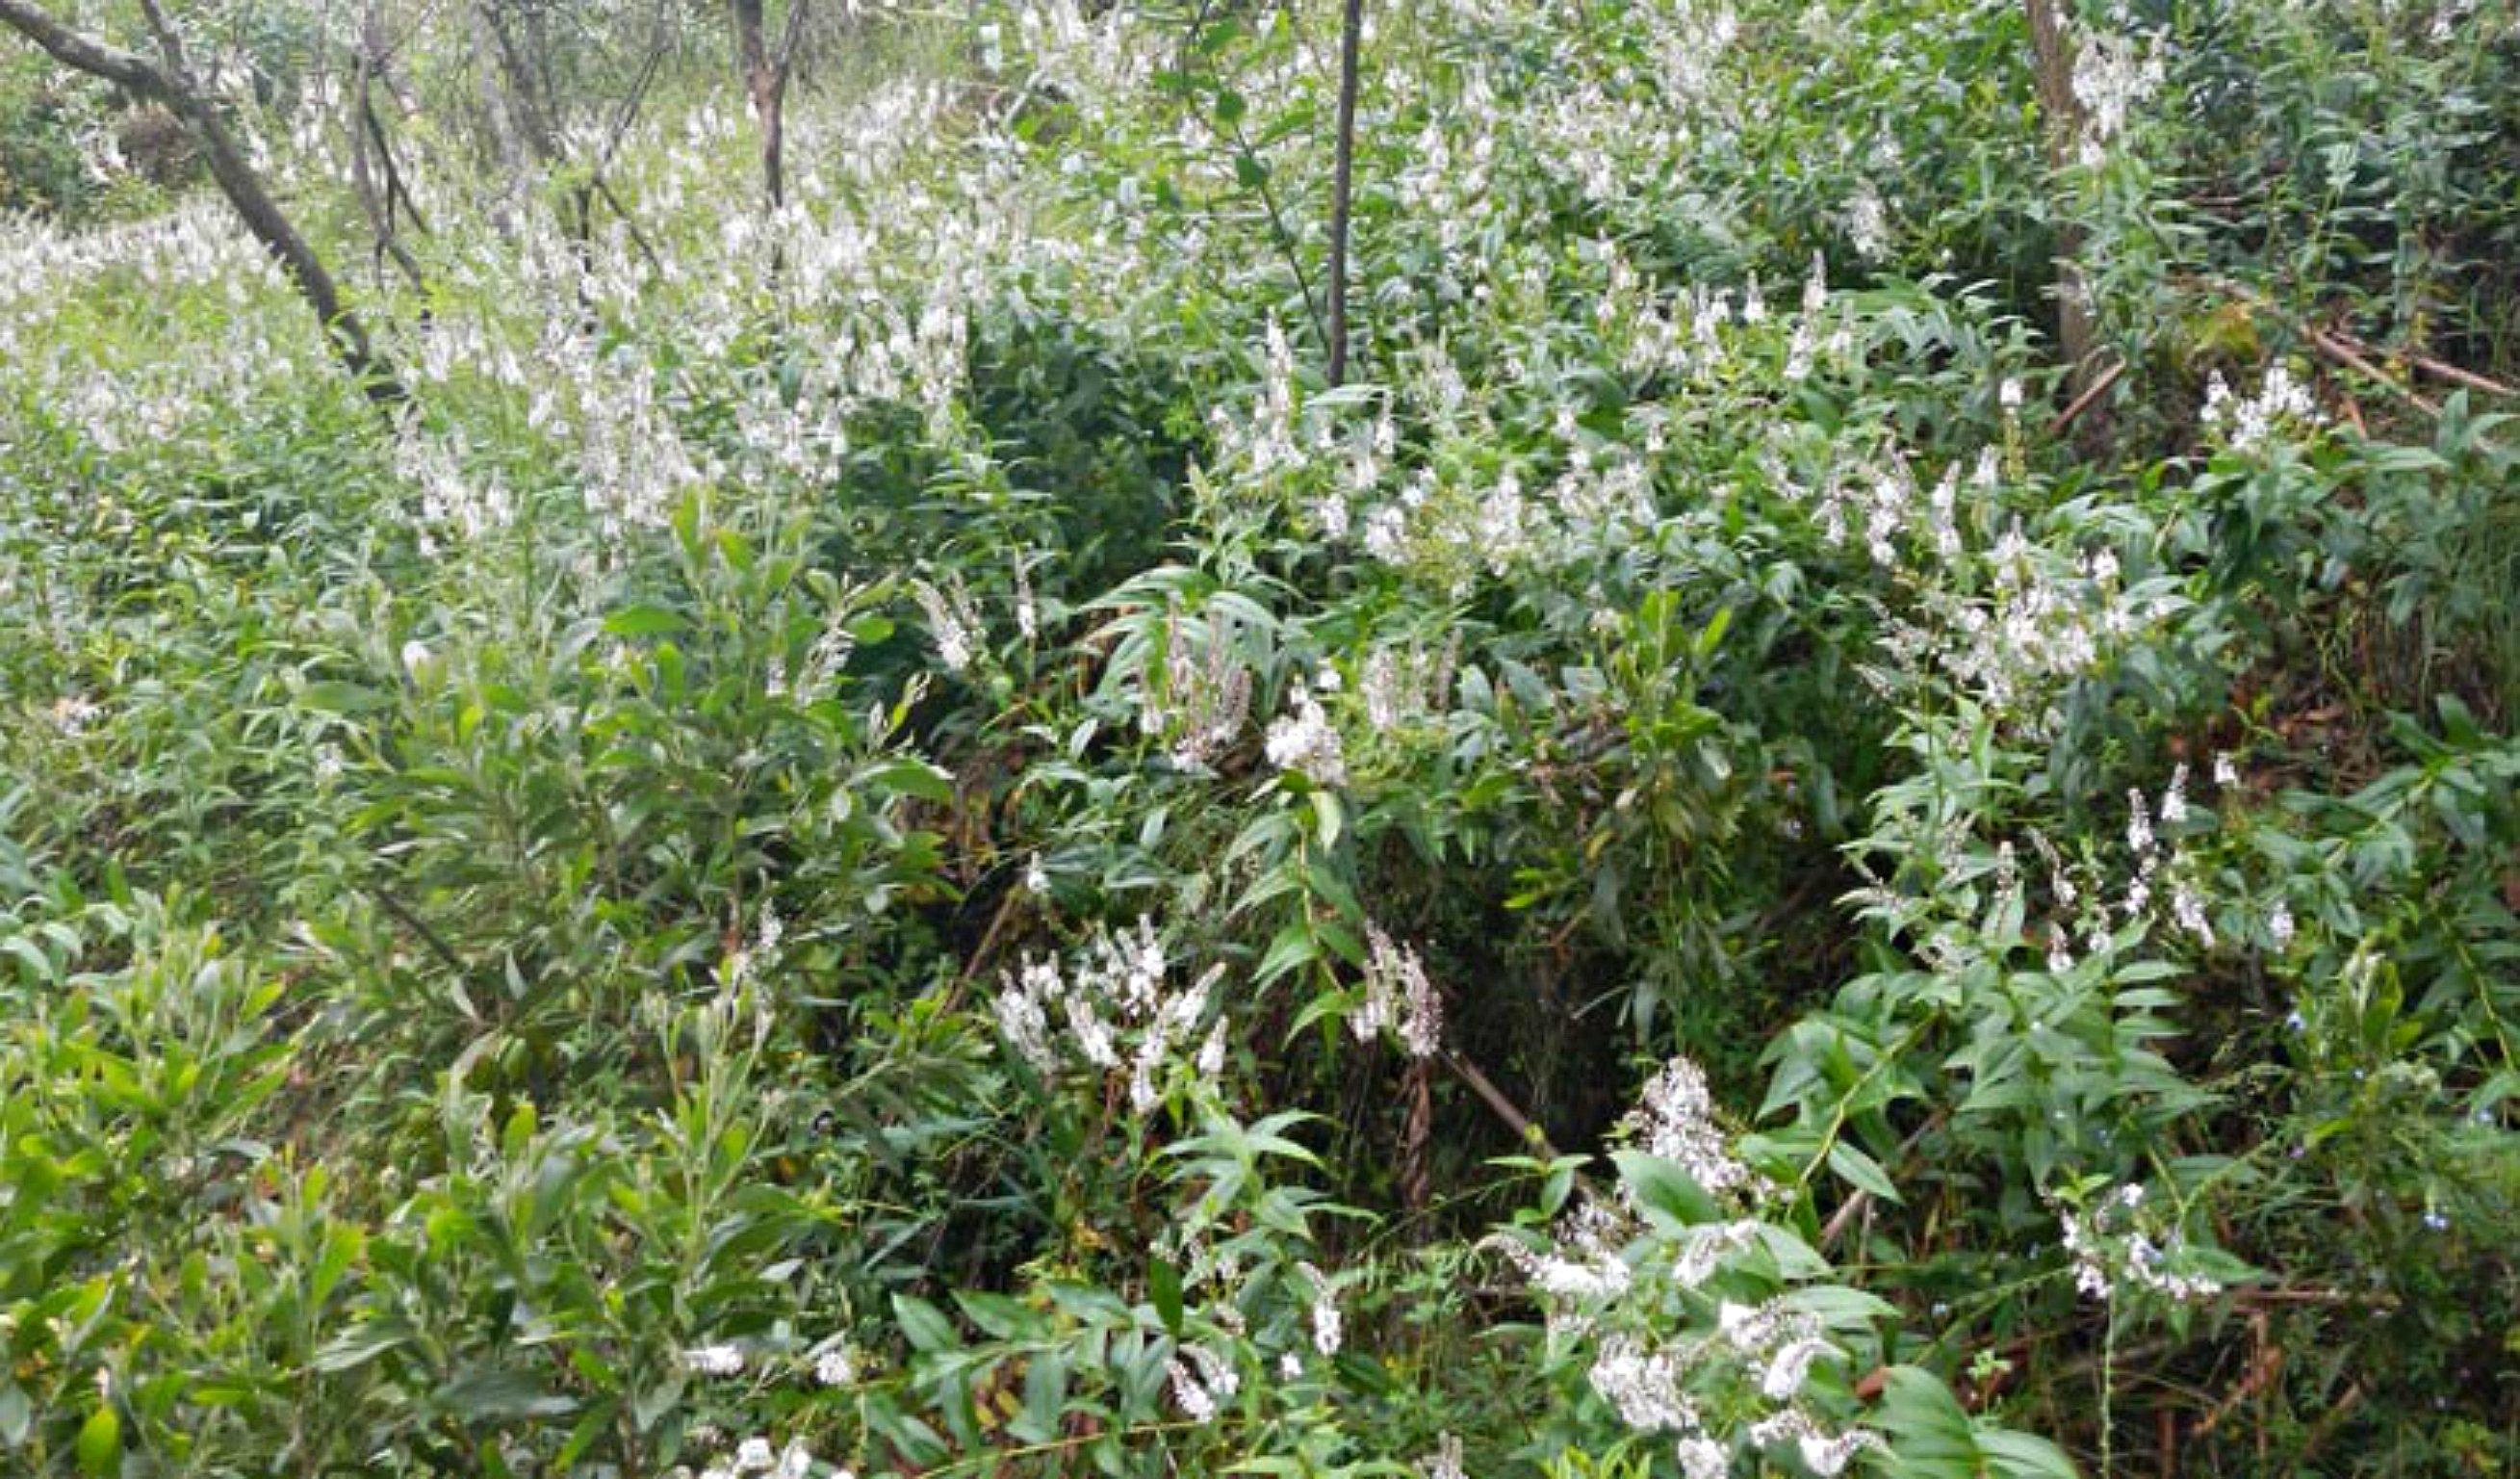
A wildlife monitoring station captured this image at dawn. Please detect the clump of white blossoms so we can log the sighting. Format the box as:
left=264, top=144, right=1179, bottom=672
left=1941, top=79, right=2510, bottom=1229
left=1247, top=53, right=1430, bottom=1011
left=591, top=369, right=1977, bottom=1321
left=2069, top=22, right=2167, bottom=168
left=579, top=347, right=707, bottom=544
left=911, top=576, right=984, bottom=674
left=1165, top=1340, right=1241, bottom=1422
left=1353, top=922, right=1445, bottom=1059
left=1490, top=1195, right=1637, bottom=1308
left=993, top=918, right=1228, bottom=1113
left=1749, top=1411, right=1884, bottom=1477
left=2057, top=1182, right=2226, bottom=1306
left=2200, top=364, right=2324, bottom=452
left=765, top=598, right=868, bottom=708
left=1873, top=503, right=2179, bottom=737
left=1420, top=1431, right=1467, bottom=1479
left=1484, top=1058, right=1890, bottom=1475
left=1298, top=1260, right=1344, bottom=1358
left=1362, top=635, right=1459, bottom=733
left=46, top=693, right=102, bottom=737
left=394, top=422, right=515, bottom=556
left=1264, top=675, right=1349, bottom=788
left=673, top=1435, right=824, bottom=1479
left=1137, top=605, right=1251, bottom=768
left=1843, top=179, right=1891, bottom=262
left=681, top=1342, right=744, bottom=1377
left=1622, top=1056, right=1761, bottom=1200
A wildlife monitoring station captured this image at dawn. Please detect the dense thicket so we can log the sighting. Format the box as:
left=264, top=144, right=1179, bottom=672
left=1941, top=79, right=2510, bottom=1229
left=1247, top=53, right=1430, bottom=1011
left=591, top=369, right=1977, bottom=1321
left=2, top=3, right=2516, bottom=1476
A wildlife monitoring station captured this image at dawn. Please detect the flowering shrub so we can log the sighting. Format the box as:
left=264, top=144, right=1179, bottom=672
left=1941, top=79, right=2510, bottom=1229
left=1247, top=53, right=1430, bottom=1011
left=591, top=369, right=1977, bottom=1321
left=2, top=0, right=2517, bottom=1475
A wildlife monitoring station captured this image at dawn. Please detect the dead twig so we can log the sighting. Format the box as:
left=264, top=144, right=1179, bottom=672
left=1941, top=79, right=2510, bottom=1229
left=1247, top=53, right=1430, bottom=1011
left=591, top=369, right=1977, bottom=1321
left=2189, top=1310, right=2283, bottom=1440
left=2047, top=356, right=2127, bottom=436
left=1442, top=1049, right=1561, bottom=1160
left=1818, top=1109, right=1947, bottom=1253
left=2307, top=327, right=2441, bottom=418
left=2324, top=326, right=2516, bottom=402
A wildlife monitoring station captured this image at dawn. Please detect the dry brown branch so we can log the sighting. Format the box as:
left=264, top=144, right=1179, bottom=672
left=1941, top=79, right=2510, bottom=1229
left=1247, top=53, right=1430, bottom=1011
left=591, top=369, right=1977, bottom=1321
left=2048, top=356, right=2128, bottom=436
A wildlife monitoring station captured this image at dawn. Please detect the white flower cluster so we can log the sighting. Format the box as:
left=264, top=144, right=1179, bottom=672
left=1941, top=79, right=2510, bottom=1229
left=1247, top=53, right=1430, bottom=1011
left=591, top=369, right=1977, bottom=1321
left=1298, top=1261, right=1344, bottom=1358
left=1844, top=180, right=1892, bottom=262
left=1747, top=1410, right=1883, bottom=1477
left=2057, top=1182, right=2225, bottom=1305
left=1138, top=607, right=1251, bottom=768
left=911, top=576, right=983, bottom=674
left=1607, top=255, right=1762, bottom=382
left=1264, top=677, right=1349, bottom=788
left=1489, top=1195, right=1635, bottom=1305
left=1871, top=500, right=2176, bottom=735
left=2111, top=763, right=2232, bottom=951
left=1420, top=1431, right=1468, bottom=1479
left=672, top=1437, right=825, bottom=1479
left=1485, top=1061, right=1883, bottom=1474
left=1784, top=253, right=1843, bottom=382
left=1588, top=1333, right=1702, bottom=1432
left=765, top=602, right=866, bottom=708
left=394, top=423, right=516, bottom=558
left=681, top=1342, right=744, bottom=1377
left=1351, top=923, right=1445, bottom=1059
left=1165, top=1341, right=1241, bottom=1422
left=579, top=349, right=708, bottom=545
left=1672, top=1217, right=1762, bottom=1288
left=2200, top=365, right=2324, bottom=452
left=2069, top=24, right=2168, bottom=168
left=1584, top=1307, right=1874, bottom=1475
left=722, top=905, right=784, bottom=996
left=47, top=694, right=102, bottom=737
left=1361, top=636, right=1458, bottom=733
left=994, top=920, right=1229, bottom=1112
left=1623, top=1056, right=1759, bottom=1199
left=1352, top=445, right=1659, bottom=588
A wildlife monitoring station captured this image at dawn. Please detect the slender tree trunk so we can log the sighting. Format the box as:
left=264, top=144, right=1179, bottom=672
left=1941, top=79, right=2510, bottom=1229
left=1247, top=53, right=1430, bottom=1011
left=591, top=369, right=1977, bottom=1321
left=0, top=0, right=404, bottom=404
left=733, top=0, right=788, bottom=210
left=2023, top=0, right=2102, bottom=408
left=1325, top=0, right=1364, bottom=387
left=469, top=0, right=528, bottom=231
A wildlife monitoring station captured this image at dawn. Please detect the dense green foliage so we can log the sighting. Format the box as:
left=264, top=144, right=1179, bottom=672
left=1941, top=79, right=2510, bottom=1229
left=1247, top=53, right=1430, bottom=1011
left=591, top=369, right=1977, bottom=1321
left=3, top=1, right=2516, bottom=1475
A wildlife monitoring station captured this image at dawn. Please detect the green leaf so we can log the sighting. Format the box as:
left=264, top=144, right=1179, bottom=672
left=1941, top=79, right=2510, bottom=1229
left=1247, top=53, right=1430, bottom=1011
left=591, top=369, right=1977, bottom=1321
left=1253, top=921, right=1318, bottom=987
left=1872, top=1365, right=1978, bottom=1467
left=1148, top=1257, right=1184, bottom=1337
left=1610, top=1151, right=1720, bottom=1225
left=893, top=1293, right=960, bottom=1355
left=954, top=1290, right=1037, bottom=1340
left=298, top=681, right=391, bottom=715
left=1977, top=1430, right=2082, bottom=1478
left=863, top=758, right=957, bottom=803
left=1310, top=790, right=1343, bottom=847
left=75, top=1405, right=118, bottom=1478
left=435, top=1366, right=577, bottom=1420
left=1694, top=605, right=1734, bottom=660
left=603, top=604, right=688, bottom=638
left=1827, top=1141, right=1902, bottom=1203
left=2, top=936, right=56, bottom=983
left=313, top=1318, right=415, bottom=1372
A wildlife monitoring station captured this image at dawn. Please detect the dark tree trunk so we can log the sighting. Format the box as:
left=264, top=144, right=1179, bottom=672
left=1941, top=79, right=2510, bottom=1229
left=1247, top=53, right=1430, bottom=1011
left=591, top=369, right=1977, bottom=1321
left=1325, top=0, right=1364, bottom=387
left=2023, top=0, right=2103, bottom=411
left=733, top=0, right=807, bottom=212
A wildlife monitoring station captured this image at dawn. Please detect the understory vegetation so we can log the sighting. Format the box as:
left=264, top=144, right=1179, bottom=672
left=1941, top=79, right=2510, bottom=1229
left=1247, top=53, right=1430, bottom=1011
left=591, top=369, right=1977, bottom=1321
left=3, top=1, right=2517, bottom=1475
